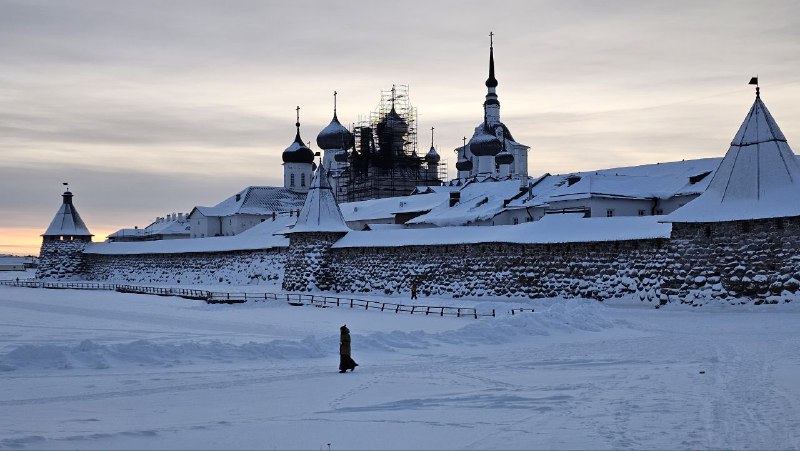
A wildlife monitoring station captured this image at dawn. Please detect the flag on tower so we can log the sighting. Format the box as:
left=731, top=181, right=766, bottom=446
left=749, top=76, right=759, bottom=86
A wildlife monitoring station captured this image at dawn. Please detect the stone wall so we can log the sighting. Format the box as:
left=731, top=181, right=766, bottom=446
left=37, top=239, right=90, bottom=279
left=82, top=249, right=286, bottom=287
left=316, top=239, right=669, bottom=301
left=658, top=217, right=800, bottom=305
left=282, top=232, right=345, bottom=292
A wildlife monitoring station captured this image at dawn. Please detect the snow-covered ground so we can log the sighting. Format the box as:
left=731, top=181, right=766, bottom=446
left=2, top=287, right=800, bottom=450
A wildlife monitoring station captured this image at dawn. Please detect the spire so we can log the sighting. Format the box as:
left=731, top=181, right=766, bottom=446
left=485, top=32, right=498, bottom=88
left=43, top=185, right=93, bottom=237
left=665, top=86, right=800, bottom=223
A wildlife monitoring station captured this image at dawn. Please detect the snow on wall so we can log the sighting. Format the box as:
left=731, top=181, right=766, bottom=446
left=82, top=249, right=285, bottom=287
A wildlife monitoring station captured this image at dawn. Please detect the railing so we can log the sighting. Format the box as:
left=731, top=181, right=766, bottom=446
left=0, top=280, right=514, bottom=319
left=207, top=292, right=496, bottom=319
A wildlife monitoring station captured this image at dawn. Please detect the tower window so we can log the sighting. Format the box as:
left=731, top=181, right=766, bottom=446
left=290, top=173, right=295, bottom=187
left=638, top=209, right=645, bottom=216
left=301, top=173, right=306, bottom=187
left=606, top=209, right=614, bottom=217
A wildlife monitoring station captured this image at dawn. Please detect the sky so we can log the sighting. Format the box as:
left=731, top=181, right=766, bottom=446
left=2, top=0, right=800, bottom=256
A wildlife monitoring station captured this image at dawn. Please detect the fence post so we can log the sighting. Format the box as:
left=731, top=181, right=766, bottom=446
left=457, top=308, right=461, bottom=318
left=426, top=306, right=430, bottom=316
left=381, top=303, right=385, bottom=312
left=349, top=299, right=353, bottom=308
left=492, top=309, right=495, bottom=317
left=473, top=309, right=477, bottom=319
left=395, top=304, right=400, bottom=313
left=410, top=306, right=415, bottom=315
left=365, top=301, right=369, bottom=310
left=440, top=307, right=444, bottom=317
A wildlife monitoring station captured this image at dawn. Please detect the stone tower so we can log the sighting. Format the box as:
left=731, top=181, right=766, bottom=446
left=37, top=187, right=93, bottom=279
left=282, top=165, right=351, bottom=292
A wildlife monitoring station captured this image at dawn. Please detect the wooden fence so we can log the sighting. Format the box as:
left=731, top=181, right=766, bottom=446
left=0, top=280, right=505, bottom=319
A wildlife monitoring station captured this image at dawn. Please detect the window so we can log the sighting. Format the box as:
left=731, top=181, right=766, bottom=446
left=513, top=218, right=519, bottom=225
left=606, top=209, right=614, bottom=217
left=301, top=173, right=306, bottom=187
left=290, top=173, right=295, bottom=187
left=656, top=209, right=663, bottom=215
left=638, top=209, right=646, bottom=216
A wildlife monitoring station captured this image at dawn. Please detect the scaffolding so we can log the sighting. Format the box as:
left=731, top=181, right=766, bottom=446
left=334, top=85, right=447, bottom=203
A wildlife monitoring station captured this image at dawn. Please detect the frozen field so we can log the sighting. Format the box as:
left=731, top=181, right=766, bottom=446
left=1, top=286, right=800, bottom=450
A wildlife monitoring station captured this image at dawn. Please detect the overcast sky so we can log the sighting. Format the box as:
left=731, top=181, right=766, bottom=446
left=3, top=0, right=800, bottom=255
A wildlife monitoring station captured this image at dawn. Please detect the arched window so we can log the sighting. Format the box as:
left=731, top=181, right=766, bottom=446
left=301, top=173, right=306, bottom=187
left=290, top=173, right=295, bottom=187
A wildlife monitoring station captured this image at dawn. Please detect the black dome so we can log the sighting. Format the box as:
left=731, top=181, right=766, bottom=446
left=282, top=130, right=315, bottom=164
left=496, top=150, right=514, bottom=165
left=425, top=146, right=441, bottom=164
left=456, top=158, right=473, bottom=172
left=316, top=114, right=354, bottom=150
left=334, top=149, right=349, bottom=163
left=469, top=126, right=502, bottom=157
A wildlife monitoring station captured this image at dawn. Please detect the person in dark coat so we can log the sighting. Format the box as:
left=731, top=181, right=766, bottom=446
left=411, top=281, right=418, bottom=300
left=339, top=325, right=358, bottom=373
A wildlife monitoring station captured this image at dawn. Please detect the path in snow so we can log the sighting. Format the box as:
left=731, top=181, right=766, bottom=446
left=1, top=287, right=799, bottom=449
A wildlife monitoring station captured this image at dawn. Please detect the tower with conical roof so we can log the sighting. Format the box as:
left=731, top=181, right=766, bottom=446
left=658, top=83, right=800, bottom=305
left=37, top=186, right=94, bottom=279
left=282, top=106, right=315, bottom=194
left=282, top=165, right=351, bottom=291
left=666, top=86, right=800, bottom=223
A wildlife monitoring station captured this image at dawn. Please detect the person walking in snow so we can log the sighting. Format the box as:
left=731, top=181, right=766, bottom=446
left=411, top=281, right=418, bottom=300
left=339, top=324, right=358, bottom=373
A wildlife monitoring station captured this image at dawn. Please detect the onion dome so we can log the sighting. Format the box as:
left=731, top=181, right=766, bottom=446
left=317, top=114, right=354, bottom=150
left=456, top=157, right=473, bottom=172
left=334, top=149, right=349, bottom=163
left=282, top=108, right=314, bottom=164
left=496, top=149, right=514, bottom=165
left=425, top=145, right=441, bottom=164
left=469, top=125, right=502, bottom=157
left=378, top=107, right=409, bottom=136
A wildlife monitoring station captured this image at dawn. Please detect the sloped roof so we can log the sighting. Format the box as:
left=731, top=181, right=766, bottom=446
left=87, top=215, right=293, bottom=255
left=339, top=192, right=450, bottom=222
left=43, top=191, right=92, bottom=237
left=666, top=93, right=800, bottom=223
left=407, top=180, right=524, bottom=227
left=284, top=166, right=351, bottom=234
left=193, top=186, right=306, bottom=217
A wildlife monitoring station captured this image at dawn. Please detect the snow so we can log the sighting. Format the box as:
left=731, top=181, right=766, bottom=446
left=334, top=214, right=671, bottom=248
left=85, top=216, right=293, bottom=255
left=666, top=95, right=800, bottom=223
left=192, top=186, right=306, bottom=218
left=407, top=180, right=522, bottom=227
left=339, top=192, right=449, bottom=222
left=284, top=166, right=351, bottom=234
left=2, top=286, right=800, bottom=449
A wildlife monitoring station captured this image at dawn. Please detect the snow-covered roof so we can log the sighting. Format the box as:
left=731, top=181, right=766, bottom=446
left=407, top=180, right=525, bottom=227
left=108, top=216, right=191, bottom=239
left=43, top=191, right=93, bottom=237
left=284, top=166, right=351, bottom=234
left=86, top=215, right=293, bottom=255
left=192, top=186, right=306, bottom=218
left=666, top=93, right=800, bottom=223
left=339, top=192, right=450, bottom=222
left=333, top=214, right=671, bottom=248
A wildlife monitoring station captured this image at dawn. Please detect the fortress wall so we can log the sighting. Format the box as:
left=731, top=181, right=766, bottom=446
left=82, top=249, right=286, bottom=287
left=658, top=216, right=800, bottom=305
left=316, top=238, right=670, bottom=302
